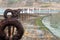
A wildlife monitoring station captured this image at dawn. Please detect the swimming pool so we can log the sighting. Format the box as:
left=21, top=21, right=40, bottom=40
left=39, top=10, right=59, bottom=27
left=0, top=8, right=60, bottom=15
left=42, top=15, right=60, bottom=38
left=0, top=8, right=5, bottom=15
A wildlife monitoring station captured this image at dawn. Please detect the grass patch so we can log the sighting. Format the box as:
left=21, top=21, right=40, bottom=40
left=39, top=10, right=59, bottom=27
left=35, top=16, right=49, bottom=30
left=35, top=16, right=56, bottom=36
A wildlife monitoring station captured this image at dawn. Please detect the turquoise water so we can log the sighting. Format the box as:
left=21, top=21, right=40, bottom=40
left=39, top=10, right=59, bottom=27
left=0, top=8, right=60, bottom=15
left=0, top=8, right=5, bottom=15
left=34, top=9, right=60, bottom=13
left=42, top=16, right=60, bottom=38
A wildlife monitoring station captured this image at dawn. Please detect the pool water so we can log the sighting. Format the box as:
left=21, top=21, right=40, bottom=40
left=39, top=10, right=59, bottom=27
left=0, top=8, right=60, bottom=15
left=42, top=15, right=60, bottom=38
left=0, top=8, right=5, bottom=15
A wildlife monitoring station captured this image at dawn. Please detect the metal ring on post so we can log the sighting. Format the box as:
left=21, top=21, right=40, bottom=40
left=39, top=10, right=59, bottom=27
left=4, top=9, right=22, bottom=19
left=12, top=9, right=22, bottom=19
left=0, top=18, right=24, bottom=40
left=4, top=9, right=14, bottom=19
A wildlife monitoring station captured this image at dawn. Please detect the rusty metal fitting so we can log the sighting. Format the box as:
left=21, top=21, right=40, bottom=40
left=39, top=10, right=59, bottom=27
left=0, top=18, right=24, bottom=40
left=4, top=9, right=22, bottom=19
left=0, top=9, right=24, bottom=40
left=4, top=9, right=14, bottom=19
